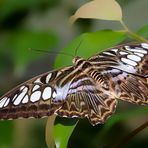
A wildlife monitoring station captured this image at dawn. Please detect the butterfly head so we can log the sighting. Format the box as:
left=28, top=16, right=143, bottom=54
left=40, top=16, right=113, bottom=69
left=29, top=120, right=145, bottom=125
left=72, top=56, right=84, bottom=65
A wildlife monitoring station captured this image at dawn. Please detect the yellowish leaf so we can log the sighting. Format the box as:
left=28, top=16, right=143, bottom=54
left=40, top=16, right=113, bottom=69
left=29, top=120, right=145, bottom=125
left=46, top=115, right=56, bottom=148
left=69, top=0, right=122, bottom=24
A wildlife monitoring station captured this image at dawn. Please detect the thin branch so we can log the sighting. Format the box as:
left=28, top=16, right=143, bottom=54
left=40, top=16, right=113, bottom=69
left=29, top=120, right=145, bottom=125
left=111, top=121, right=148, bottom=148
left=120, top=20, right=148, bottom=43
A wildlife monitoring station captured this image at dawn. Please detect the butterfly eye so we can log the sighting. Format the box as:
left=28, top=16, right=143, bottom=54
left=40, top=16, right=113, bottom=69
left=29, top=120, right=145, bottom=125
left=72, top=56, right=79, bottom=64
left=72, top=56, right=85, bottom=65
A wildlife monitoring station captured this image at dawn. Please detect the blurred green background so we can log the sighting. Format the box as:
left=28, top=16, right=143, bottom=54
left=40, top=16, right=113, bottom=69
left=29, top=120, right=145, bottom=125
left=0, top=0, right=148, bottom=148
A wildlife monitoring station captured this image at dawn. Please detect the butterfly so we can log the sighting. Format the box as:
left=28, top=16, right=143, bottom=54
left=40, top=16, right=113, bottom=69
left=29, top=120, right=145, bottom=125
left=0, top=42, right=148, bottom=126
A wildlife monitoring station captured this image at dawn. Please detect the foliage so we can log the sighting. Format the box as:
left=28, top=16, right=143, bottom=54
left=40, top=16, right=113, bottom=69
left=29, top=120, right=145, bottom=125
left=0, top=0, right=147, bottom=148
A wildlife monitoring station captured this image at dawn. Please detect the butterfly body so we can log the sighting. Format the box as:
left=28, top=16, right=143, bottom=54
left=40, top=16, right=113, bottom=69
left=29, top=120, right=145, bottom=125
left=0, top=42, right=148, bottom=125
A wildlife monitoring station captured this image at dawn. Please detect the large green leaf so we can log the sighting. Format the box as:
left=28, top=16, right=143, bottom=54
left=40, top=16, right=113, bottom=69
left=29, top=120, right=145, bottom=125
left=54, top=30, right=126, bottom=68
left=0, top=121, right=14, bottom=148
left=137, top=24, right=148, bottom=38
left=50, top=30, right=126, bottom=148
left=54, top=118, right=78, bottom=148
left=104, top=106, right=148, bottom=129
left=46, top=116, right=78, bottom=148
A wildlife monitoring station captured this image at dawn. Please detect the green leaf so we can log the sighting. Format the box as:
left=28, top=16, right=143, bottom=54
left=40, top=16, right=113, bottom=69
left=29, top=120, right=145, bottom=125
left=91, top=106, right=148, bottom=145
left=137, top=24, right=148, bottom=38
left=0, top=121, right=14, bottom=147
left=46, top=116, right=78, bottom=148
left=105, top=106, right=148, bottom=129
left=69, top=0, right=122, bottom=24
left=96, top=106, right=148, bottom=137
left=54, top=30, right=126, bottom=68
left=54, top=118, right=78, bottom=148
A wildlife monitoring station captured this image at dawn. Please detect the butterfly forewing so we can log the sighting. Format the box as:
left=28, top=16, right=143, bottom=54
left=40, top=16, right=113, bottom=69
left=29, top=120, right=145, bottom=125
left=0, top=42, right=147, bottom=125
left=0, top=66, right=74, bottom=120
left=89, top=43, right=148, bottom=77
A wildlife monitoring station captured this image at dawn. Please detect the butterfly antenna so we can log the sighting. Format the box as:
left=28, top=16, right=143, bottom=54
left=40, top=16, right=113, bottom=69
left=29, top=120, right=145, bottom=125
left=29, top=48, right=74, bottom=58
left=74, top=39, right=83, bottom=57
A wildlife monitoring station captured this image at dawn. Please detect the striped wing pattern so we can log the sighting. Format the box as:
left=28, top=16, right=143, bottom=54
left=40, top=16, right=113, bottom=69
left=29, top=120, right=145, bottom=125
left=0, top=66, right=74, bottom=120
left=57, top=73, right=117, bottom=125
left=89, top=42, right=148, bottom=105
left=0, top=42, right=147, bottom=125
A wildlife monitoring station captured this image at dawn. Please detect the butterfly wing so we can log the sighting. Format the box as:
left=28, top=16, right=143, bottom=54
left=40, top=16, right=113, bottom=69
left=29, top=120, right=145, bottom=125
left=116, top=73, right=148, bottom=104
left=89, top=42, right=148, bottom=77
left=0, top=66, right=117, bottom=125
left=57, top=73, right=117, bottom=126
left=0, top=42, right=147, bottom=125
left=89, top=42, right=148, bottom=105
left=0, top=66, right=75, bottom=120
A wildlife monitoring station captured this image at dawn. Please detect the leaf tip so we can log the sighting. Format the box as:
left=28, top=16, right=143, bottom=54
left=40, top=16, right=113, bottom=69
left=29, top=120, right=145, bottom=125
left=69, top=15, right=77, bottom=25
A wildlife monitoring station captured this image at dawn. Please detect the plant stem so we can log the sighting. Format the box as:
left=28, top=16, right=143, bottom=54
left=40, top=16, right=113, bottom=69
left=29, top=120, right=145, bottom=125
left=111, top=121, right=148, bottom=148
left=120, top=20, right=148, bottom=43
left=46, top=115, right=57, bottom=148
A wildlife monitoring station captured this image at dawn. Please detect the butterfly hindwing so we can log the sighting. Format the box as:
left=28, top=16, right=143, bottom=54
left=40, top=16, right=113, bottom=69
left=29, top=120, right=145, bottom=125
left=57, top=73, right=117, bottom=125
left=101, top=68, right=148, bottom=105
left=114, top=72, right=148, bottom=105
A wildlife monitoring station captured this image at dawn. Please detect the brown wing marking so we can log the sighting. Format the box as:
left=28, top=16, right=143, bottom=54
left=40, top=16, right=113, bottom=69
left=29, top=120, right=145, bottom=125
left=118, top=74, right=148, bottom=105
left=0, top=66, right=74, bottom=120
left=106, top=69, right=148, bottom=105
left=56, top=75, right=117, bottom=126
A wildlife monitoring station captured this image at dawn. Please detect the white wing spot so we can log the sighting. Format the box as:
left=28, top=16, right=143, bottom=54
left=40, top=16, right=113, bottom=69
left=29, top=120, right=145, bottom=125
left=72, top=115, right=79, bottom=118
left=20, top=86, right=25, bottom=90
left=135, top=48, right=147, bottom=54
left=42, top=87, right=51, bottom=100
left=46, top=73, right=52, bottom=83
left=4, top=98, right=10, bottom=107
left=30, top=91, right=41, bottom=102
left=13, top=88, right=28, bottom=105
left=57, top=71, right=62, bottom=77
left=52, top=91, right=57, bottom=98
left=12, top=94, right=18, bottom=101
left=134, top=52, right=144, bottom=57
left=141, top=43, right=148, bottom=49
left=34, top=78, right=42, bottom=83
left=62, top=115, right=68, bottom=117
left=119, top=51, right=128, bottom=55
left=0, top=97, right=8, bottom=108
left=32, top=85, right=40, bottom=92
left=127, top=55, right=141, bottom=62
left=121, top=58, right=137, bottom=66
left=125, top=46, right=147, bottom=54
left=103, top=52, right=115, bottom=56
left=111, top=49, right=118, bottom=52
left=114, top=64, right=136, bottom=73
left=22, top=95, right=29, bottom=103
